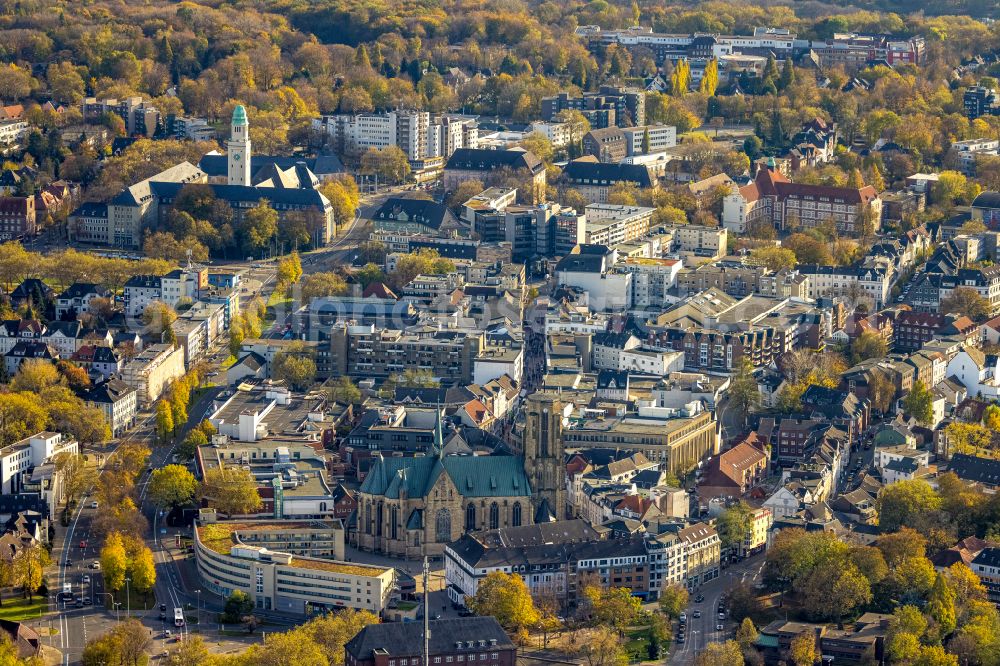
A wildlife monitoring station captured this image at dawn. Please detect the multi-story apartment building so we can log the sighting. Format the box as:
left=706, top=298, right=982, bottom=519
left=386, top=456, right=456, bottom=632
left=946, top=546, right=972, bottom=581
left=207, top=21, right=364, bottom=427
left=0, top=432, right=78, bottom=495
left=970, top=547, right=1000, bottom=606
left=723, top=163, right=881, bottom=236
left=583, top=127, right=628, bottom=163
left=795, top=264, right=894, bottom=308
left=193, top=521, right=395, bottom=615
left=621, top=258, right=683, bottom=308
left=893, top=311, right=946, bottom=353
left=528, top=121, right=573, bottom=147
left=346, top=618, right=516, bottom=666
left=0, top=196, right=35, bottom=241
left=541, top=86, right=646, bottom=128
left=444, top=148, right=547, bottom=204
left=562, top=161, right=657, bottom=203
left=666, top=224, right=728, bottom=262
left=82, top=379, right=137, bottom=437
left=323, top=323, right=483, bottom=385
left=965, top=86, right=1000, bottom=120
left=951, top=138, right=1000, bottom=176
left=584, top=204, right=654, bottom=246
left=120, top=343, right=186, bottom=406
left=677, top=522, right=720, bottom=589
left=622, top=125, right=677, bottom=155
left=0, top=121, right=29, bottom=148
left=645, top=289, right=831, bottom=371
left=677, top=264, right=810, bottom=299
left=445, top=521, right=649, bottom=606
left=579, top=25, right=922, bottom=70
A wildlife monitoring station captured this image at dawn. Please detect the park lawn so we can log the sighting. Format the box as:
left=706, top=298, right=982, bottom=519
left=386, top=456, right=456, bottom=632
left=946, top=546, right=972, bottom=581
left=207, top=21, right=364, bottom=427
left=0, top=596, right=48, bottom=621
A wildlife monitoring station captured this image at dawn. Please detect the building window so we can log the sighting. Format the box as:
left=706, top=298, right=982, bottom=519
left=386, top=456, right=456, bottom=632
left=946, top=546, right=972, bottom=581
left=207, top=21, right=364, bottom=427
left=435, top=509, right=451, bottom=542
left=512, top=502, right=522, bottom=527
left=489, top=502, right=499, bottom=530
left=466, top=504, right=476, bottom=531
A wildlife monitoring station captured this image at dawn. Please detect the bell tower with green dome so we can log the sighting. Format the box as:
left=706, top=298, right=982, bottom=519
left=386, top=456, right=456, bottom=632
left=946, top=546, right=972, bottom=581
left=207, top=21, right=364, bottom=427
left=227, top=104, right=252, bottom=186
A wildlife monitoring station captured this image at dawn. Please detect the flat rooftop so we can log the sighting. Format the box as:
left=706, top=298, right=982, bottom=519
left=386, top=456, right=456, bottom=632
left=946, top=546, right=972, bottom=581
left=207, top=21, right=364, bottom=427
left=196, top=523, right=390, bottom=577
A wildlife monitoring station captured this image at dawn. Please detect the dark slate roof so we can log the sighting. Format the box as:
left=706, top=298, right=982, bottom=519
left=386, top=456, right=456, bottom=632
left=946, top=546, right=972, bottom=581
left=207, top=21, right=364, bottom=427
left=373, top=198, right=448, bottom=230
left=198, top=154, right=343, bottom=178
left=949, top=453, right=1000, bottom=486
left=125, top=274, right=162, bottom=289
left=69, top=202, right=108, bottom=219
left=445, top=148, right=544, bottom=175
left=972, top=192, right=1000, bottom=209
left=359, top=455, right=531, bottom=499
left=971, top=547, right=1000, bottom=569
left=9, top=279, right=53, bottom=303
left=234, top=351, right=265, bottom=372
left=345, top=617, right=514, bottom=659
left=151, top=181, right=329, bottom=208
left=83, top=378, right=135, bottom=404
left=556, top=248, right=607, bottom=273
left=58, top=283, right=107, bottom=300
left=562, top=161, right=653, bottom=187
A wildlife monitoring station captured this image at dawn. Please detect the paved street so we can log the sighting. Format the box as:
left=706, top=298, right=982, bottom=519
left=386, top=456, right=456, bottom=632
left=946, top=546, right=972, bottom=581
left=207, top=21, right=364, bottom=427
left=669, top=557, right=765, bottom=664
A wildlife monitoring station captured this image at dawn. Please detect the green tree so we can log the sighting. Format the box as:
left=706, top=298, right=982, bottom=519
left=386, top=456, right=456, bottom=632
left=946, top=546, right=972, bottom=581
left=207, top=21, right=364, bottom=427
left=736, top=617, right=759, bottom=651
left=851, top=330, right=888, bottom=364
left=584, top=586, right=641, bottom=635
left=328, top=376, right=362, bottom=405
left=277, top=252, right=303, bottom=286
left=200, top=467, right=263, bottom=517
left=877, top=480, right=942, bottom=533
left=271, top=341, right=317, bottom=390
left=155, top=400, right=174, bottom=442
left=717, top=501, right=754, bottom=550
left=81, top=620, right=150, bottom=666
left=901, top=380, right=934, bottom=425
left=657, top=584, right=688, bottom=619
left=941, top=288, right=991, bottom=322
left=11, top=541, right=48, bottom=601
left=177, top=429, right=209, bottom=460
left=148, top=465, right=198, bottom=509
left=300, top=272, right=348, bottom=304
left=751, top=246, right=796, bottom=271
left=926, top=573, right=957, bottom=639
left=240, top=202, right=279, bottom=255
left=789, top=631, right=817, bottom=666
left=224, top=590, right=255, bottom=622
left=100, top=532, right=129, bottom=592
left=694, top=641, right=743, bottom=666
left=466, top=571, right=539, bottom=632
left=728, top=357, right=760, bottom=429
left=778, top=59, right=795, bottom=90
left=699, top=58, right=719, bottom=96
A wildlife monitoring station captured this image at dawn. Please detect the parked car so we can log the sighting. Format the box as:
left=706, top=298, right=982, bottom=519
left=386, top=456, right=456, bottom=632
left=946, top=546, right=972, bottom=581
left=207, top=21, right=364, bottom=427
left=717, top=623, right=724, bottom=631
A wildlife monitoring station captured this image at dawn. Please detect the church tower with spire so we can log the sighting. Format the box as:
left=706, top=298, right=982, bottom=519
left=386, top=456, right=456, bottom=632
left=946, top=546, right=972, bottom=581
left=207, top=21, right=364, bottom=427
left=522, top=392, right=565, bottom=522
left=227, top=105, right=252, bottom=186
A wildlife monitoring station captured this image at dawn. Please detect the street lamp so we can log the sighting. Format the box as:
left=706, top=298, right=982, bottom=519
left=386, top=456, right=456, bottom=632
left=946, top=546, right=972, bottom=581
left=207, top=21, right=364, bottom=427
left=124, top=578, right=131, bottom=617
left=196, top=589, right=201, bottom=627
left=113, top=602, right=122, bottom=625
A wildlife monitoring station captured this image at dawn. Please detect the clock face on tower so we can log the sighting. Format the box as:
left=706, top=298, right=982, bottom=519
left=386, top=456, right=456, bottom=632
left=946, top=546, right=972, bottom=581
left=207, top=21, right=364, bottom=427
left=233, top=152, right=241, bottom=161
